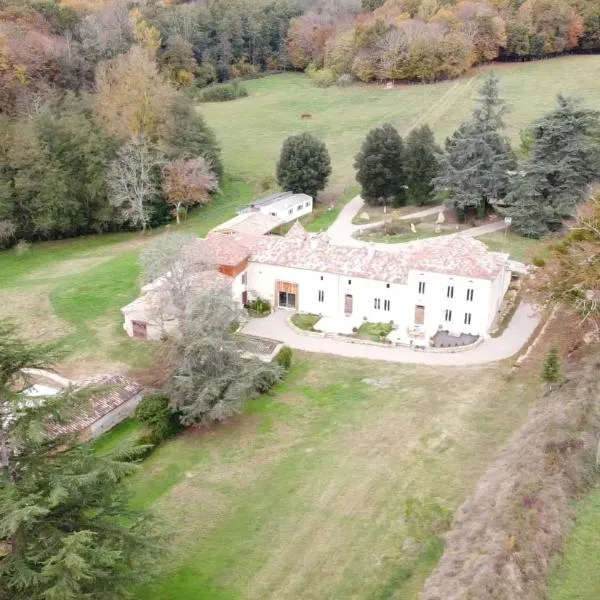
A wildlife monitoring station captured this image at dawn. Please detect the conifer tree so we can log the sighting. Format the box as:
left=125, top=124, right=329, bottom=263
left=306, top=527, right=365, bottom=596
left=501, top=95, right=600, bottom=238
left=404, top=125, right=441, bottom=206
left=355, top=123, right=406, bottom=206
left=542, top=346, right=561, bottom=387
left=0, top=320, right=153, bottom=600
left=434, top=74, right=515, bottom=219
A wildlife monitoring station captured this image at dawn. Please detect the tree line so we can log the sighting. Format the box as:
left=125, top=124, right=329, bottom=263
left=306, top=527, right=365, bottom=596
left=288, top=0, right=600, bottom=84
left=352, top=74, right=600, bottom=238
left=0, top=1, right=224, bottom=247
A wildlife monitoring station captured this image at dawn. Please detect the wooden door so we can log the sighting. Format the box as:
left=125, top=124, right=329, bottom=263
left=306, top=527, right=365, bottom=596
left=414, top=305, right=425, bottom=325
left=132, top=320, right=147, bottom=340
left=344, top=294, right=353, bottom=316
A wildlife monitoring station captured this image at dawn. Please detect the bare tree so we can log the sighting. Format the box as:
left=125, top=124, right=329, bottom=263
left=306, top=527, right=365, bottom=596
left=107, top=136, right=161, bottom=233
left=139, top=232, right=217, bottom=322
left=161, top=157, right=218, bottom=224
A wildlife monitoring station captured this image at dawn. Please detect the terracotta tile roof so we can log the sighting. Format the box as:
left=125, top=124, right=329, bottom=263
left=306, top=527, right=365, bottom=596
left=286, top=221, right=308, bottom=240
left=213, top=212, right=283, bottom=236
left=200, top=232, right=253, bottom=266
left=47, top=375, right=141, bottom=437
left=250, top=234, right=507, bottom=283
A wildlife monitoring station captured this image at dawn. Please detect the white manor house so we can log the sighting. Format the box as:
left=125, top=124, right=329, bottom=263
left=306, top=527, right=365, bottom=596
left=123, top=215, right=513, bottom=345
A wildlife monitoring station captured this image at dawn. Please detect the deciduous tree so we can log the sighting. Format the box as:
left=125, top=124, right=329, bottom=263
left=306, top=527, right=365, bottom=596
left=162, top=157, right=217, bottom=224
left=276, top=133, right=331, bottom=198
left=95, top=45, right=176, bottom=141
left=107, top=135, right=161, bottom=233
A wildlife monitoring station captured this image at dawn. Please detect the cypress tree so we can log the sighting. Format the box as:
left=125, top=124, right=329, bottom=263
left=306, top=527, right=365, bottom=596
left=404, top=125, right=441, bottom=206
left=434, top=74, right=515, bottom=219
left=354, top=123, right=406, bottom=206
left=542, top=346, right=561, bottom=387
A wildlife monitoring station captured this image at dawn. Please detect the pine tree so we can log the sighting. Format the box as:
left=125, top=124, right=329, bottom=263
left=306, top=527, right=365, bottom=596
left=0, top=320, right=153, bottom=599
left=276, top=133, right=331, bottom=199
left=354, top=123, right=406, bottom=206
left=542, top=346, right=561, bottom=387
left=434, top=74, right=515, bottom=219
left=404, top=125, right=441, bottom=206
left=501, top=95, right=600, bottom=238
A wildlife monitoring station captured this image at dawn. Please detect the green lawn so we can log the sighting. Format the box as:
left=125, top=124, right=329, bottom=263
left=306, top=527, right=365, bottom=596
left=355, top=321, right=393, bottom=342
left=548, top=483, right=600, bottom=600
left=0, top=176, right=255, bottom=374
left=290, top=313, right=320, bottom=331
left=200, top=56, right=600, bottom=188
left=478, top=230, right=550, bottom=263
left=127, top=353, right=541, bottom=600
left=360, top=230, right=448, bottom=244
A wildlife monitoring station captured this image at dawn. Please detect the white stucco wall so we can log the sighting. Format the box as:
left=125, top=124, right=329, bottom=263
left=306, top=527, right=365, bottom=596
left=89, top=393, right=142, bottom=439
left=257, top=194, right=313, bottom=224
left=247, top=261, right=505, bottom=338
left=405, top=270, right=494, bottom=337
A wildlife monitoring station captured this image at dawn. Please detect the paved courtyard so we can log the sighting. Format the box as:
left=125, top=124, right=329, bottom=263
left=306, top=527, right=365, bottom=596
left=241, top=302, right=541, bottom=366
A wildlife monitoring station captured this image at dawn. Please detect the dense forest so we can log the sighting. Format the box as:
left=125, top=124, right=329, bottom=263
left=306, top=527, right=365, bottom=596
left=291, top=0, right=600, bottom=84
left=1, top=0, right=599, bottom=246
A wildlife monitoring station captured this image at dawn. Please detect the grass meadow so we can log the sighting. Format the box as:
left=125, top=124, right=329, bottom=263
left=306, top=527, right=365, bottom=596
left=200, top=56, right=600, bottom=190
left=0, top=177, right=255, bottom=376
left=117, top=353, right=542, bottom=600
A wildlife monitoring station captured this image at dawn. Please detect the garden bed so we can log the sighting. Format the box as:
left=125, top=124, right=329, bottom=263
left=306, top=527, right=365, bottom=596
left=291, top=313, right=320, bottom=331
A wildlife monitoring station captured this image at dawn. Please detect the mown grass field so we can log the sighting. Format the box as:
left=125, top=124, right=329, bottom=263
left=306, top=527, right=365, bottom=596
left=548, top=483, right=600, bottom=600
left=111, top=353, right=542, bottom=600
left=200, top=56, right=600, bottom=189
left=0, top=177, right=254, bottom=376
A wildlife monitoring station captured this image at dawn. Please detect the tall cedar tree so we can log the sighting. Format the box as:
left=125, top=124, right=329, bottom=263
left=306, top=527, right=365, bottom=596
left=276, top=133, right=331, bottom=199
left=0, top=320, right=153, bottom=600
left=404, top=125, right=441, bottom=206
left=355, top=123, right=406, bottom=206
left=434, top=74, right=515, bottom=219
left=501, top=95, right=600, bottom=238
left=169, top=290, right=283, bottom=427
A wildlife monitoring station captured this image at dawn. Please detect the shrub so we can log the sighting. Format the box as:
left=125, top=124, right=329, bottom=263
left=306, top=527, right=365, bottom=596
left=307, top=65, right=337, bottom=87
left=247, top=297, right=271, bottom=315
left=253, top=364, right=283, bottom=394
left=229, top=60, right=259, bottom=80
left=542, top=346, right=561, bottom=386
left=0, top=220, right=16, bottom=249
left=14, top=239, right=31, bottom=256
left=135, top=392, right=181, bottom=443
left=275, top=345, right=293, bottom=369
left=198, top=81, right=248, bottom=103
left=532, top=256, right=546, bottom=267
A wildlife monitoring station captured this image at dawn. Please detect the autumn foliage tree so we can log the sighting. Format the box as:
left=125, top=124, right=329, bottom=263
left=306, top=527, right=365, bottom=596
left=161, top=157, right=218, bottom=223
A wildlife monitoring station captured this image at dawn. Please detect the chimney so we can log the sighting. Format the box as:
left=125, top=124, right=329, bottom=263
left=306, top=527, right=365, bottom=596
left=367, top=242, right=375, bottom=259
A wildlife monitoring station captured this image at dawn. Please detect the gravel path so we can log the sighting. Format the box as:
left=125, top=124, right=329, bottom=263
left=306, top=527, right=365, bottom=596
left=326, top=195, right=506, bottom=250
left=242, top=302, right=541, bottom=366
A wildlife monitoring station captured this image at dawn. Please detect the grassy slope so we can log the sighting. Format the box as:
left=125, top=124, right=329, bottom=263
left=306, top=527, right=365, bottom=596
left=548, top=484, right=600, bottom=600
left=200, top=56, right=600, bottom=188
left=0, top=177, right=254, bottom=373
left=126, top=353, right=541, bottom=600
